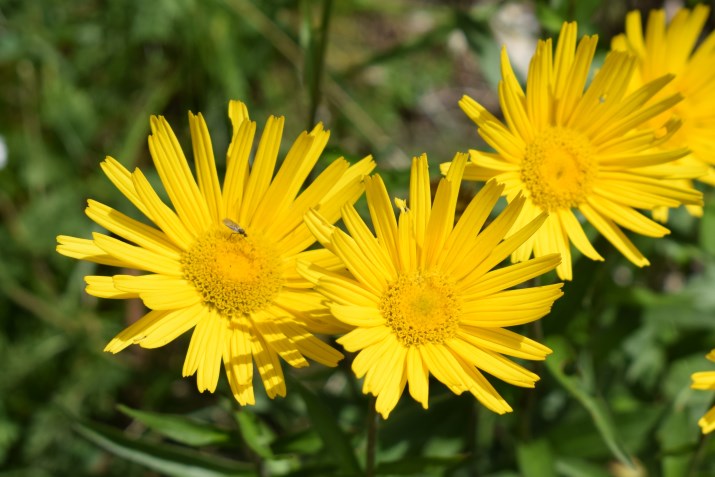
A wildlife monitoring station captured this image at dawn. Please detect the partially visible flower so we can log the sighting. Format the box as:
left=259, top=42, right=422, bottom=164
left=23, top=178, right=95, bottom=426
left=443, top=21, right=702, bottom=280
left=612, top=5, right=715, bottom=220
left=301, top=153, right=563, bottom=419
left=57, top=100, right=375, bottom=404
left=691, top=349, right=715, bottom=434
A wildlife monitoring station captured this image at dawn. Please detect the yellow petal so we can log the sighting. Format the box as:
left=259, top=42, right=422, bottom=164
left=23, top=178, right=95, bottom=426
left=252, top=313, right=309, bottom=368
left=183, top=312, right=226, bottom=394
left=338, top=325, right=392, bottom=353
left=57, top=235, right=128, bottom=268
left=579, top=203, right=649, bottom=267
left=240, top=115, right=284, bottom=225
left=365, top=174, right=399, bottom=266
left=406, top=346, right=429, bottom=409
left=93, top=233, right=184, bottom=276
left=250, top=327, right=286, bottom=399
left=86, top=200, right=182, bottom=259
left=224, top=321, right=255, bottom=405
left=461, top=254, right=561, bottom=298
left=148, top=116, right=211, bottom=232
left=189, top=112, right=223, bottom=223
left=85, top=276, right=137, bottom=299
left=330, top=304, right=385, bottom=327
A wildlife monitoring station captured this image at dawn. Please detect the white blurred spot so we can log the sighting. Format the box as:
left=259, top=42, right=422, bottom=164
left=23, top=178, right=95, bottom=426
left=490, top=2, right=540, bottom=79
left=0, top=136, right=7, bottom=170
left=612, top=265, right=633, bottom=287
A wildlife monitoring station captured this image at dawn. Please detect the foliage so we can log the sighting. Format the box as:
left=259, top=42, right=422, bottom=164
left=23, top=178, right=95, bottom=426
left=1, top=0, right=715, bottom=475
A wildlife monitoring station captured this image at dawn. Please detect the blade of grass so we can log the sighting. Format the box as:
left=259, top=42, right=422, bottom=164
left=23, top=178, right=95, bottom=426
left=74, top=419, right=255, bottom=477
left=545, top=336, right=634, bottom=469
left=288, top=375, right=361, bottom=475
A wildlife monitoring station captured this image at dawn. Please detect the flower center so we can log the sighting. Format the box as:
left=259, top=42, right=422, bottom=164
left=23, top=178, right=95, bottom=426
left=380, top=272, right=460, bottom=346
left=521, top=127, right=597, bottom=211
left=182, top=227, right=284, bottom=320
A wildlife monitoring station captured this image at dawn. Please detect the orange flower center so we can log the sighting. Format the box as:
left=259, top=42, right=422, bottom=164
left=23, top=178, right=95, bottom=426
left=521, top=127, right=597, bottom=211
left=182, top=225, right=284, bottom=320
left=380, top=272, right=460, bottom=346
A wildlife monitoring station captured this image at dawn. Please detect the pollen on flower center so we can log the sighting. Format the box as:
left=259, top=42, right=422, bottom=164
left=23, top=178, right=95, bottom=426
left=380, top=272, right=461, bottom=346
left=182, top=227, right=284, bottom=320
left=521, top=127, right=597, bottom=211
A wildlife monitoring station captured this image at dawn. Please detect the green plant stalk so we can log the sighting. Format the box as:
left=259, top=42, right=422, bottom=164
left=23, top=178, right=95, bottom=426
left=306, top=0, right=333, bottom=129
left=366, top=395, right=379, bottom=477
left=687, top=417, right=712, bottom=477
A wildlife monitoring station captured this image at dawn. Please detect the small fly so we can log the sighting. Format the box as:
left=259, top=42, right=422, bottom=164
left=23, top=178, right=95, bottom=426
left=222, top=218, right=247, bottom=237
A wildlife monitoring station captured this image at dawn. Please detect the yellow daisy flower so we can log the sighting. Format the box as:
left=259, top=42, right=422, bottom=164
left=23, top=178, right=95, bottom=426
left=691, top=349, right=715, bottom=434
left=612, top=5, right=715, bottom=219
left=443, top=22, right=702, bottom=280
left=301, top=153, right=563, bottom=419
left=56, top=100, right=375, bottom=405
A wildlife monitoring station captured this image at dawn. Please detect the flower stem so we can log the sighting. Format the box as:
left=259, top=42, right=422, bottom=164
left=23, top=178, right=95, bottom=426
left=366, top=395, right=379, bottom=477
left=306, top=0, right=333, bottom=129
left=688, top=422, right=712, bottom=477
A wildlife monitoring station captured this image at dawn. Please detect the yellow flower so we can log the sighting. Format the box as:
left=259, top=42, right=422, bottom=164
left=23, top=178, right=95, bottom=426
left=443, top=22, right=702, bottom=280
left=56, top=100, right=375, bottom=405
left=301, top=153, right=563, bottom=419
left=612, top=5, right=715, bottom=219
left=691, top=349, right=715, bottom=434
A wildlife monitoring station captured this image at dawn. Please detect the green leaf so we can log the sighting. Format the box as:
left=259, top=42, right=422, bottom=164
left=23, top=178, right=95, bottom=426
left=74, top=419, right=255, bottom=477
left=555, top=457, right=612, bottom=477
left=234, top=409, right=275, bottom=459
left=271, top=428, right=322, bottom=455
left=374, top=455, right=464, bottom=475
left=517, top=439, right=556, bottom=477
left=700, top=202, right=715, bottom=256
left=545, top=336, right=634, bottom=468
left=289, top=376, right=361, bottom=475
left=658, top=410, right=699, bottom=477
left=118, top=404, right=231, bottom=447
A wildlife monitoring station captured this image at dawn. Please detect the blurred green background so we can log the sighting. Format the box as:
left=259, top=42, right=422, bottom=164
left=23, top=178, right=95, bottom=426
left=3, top=0, right=715, bottom=475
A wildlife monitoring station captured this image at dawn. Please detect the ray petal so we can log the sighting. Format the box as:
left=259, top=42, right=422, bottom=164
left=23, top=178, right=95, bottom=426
left=579, top=203, right=649, bottom=267
left=222, top=118, right=257, bottom=216
left=138, top=303, right=205, bottom=349
left=588, top=196, right=670, bottom=237
left=56, top=235, right=127, bottom=267
left=100, top=157, right=153, bottom=220
left=85, top=276, right=137, bottom=299
left=250, top=327, right=287, bottom=398
left=182, top=312, right=224, bottom=393
left=406, top=346, right=429, bottom=409
left=86, top=200, right=183, bottom=258
left=410, top=154, right=431, bottom=244
left=252, top=313, right=309, bottom=368
left=93, top=233, right=184, bottom=276
left=330, top=304, right=385, bottom=327
left=131, top=168, right=197, bottom=249
left=338, top=325, right=392, bottom=353
left=148, top=116, right=211, bottom=231
left=277, top=319, right=343, bottom=366
left=189, top=112, right=223, bottom=223
left=457, top=327, right=552, bottom=360
left=365, top=174, right=399, bottom=265
left=461, top=254, right=561, bottom=298
left=342, top=204, right=396, bottom=280
left=224, top=321, right=255, bottom=405
left=449, top=338, right=539, bottom=387
left=240, top=115, right=284, bottom=226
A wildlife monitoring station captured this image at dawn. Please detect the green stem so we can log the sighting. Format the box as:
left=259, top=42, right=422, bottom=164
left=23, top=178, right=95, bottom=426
left=307, top=0, right=333, bottom=129
left=366, top=395, right=379, bottom=477
left=520, top=278, right=544, bottom=441
left=687, top=422, right=711, bottom=477
left=466, top=399, right=480, bottom=477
